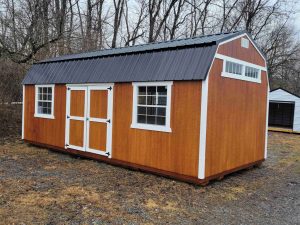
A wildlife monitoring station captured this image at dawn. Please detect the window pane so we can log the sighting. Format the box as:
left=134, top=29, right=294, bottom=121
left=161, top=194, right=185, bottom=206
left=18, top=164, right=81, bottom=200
left=147, top=86, right=156, bottom=95
left=245, top=66, right=258, bottom=78
left=147, top=107, right=156, bottom=116
left=147, top=116, right=156, bottom=124
left=147, top=96, right=156, bottom=105
left=38, top=87, right=43, bottom=94
left=48, top=87, right=52, bottom=94
left=43, top=87, right=48, bottom=94
left=157, top=107, right=166, bottom=116
left=138, top=96, right=146, bottom=105
left=226, top=61, right=242, bottom=75
left=156, top=117, right=166, bottom=125
left=47, top=108, right=51, bottom=114
left=138, top=86, right=146, bottom=95
left=157, top=86, right=167, bottom=96
left=137, top=106, right=146, bottom=115
left=43, top=94, right=47, bottom=100
left=137, top=115, right=146, bottom=123
left=48, top=94, right=52, bottom=101
left=38, top=94, right=43, bottom=100
left=157, top=96, right=167, bottom=106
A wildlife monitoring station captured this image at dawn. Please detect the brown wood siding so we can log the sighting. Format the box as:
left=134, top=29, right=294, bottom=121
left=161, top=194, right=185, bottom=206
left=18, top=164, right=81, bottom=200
left=205, top=58, right=268, bottom=177
left=112, top=81, right=201, bottom=177
left=24, top=85, right=66, bottom=148
left=218, top=36, right=266, bottom=67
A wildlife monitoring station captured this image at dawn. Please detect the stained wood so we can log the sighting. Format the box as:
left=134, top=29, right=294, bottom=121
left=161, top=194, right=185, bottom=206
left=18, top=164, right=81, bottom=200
left=112, top=81, right=201, bottom=177
left=24, top=85, right=66, bottom=148
left=205, top=58, right=268, bottom=177
left=90, top=90, right=107, bottom=119
left=70, top=90, right=85, bottom=117
left=69, top=120, right=84, bottom=147
left=89, top=121, right=107, bottom=151
left=26, top=140, right=264, bottom=185
left=218, top=36, right=266, bottom=67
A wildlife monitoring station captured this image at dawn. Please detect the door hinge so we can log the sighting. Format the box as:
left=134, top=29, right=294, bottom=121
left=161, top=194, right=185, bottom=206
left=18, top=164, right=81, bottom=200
left=67, top=87, right=71, bottom=90
left=107, top=86, right=112, bottom=91
left=67, top=115, right=70, bottom=119
left=105, top=152, right=110, bottom=156
left=106, top=119, right=110, bottom=123
left=65, top=144, right=69, bottom=147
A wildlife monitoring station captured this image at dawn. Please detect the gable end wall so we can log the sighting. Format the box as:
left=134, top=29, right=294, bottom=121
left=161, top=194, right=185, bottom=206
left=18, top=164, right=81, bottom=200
left=204, top=35, right=268, bottom=178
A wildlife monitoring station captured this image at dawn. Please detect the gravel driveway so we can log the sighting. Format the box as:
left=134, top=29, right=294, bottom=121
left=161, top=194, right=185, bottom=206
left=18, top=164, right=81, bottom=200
left=0, top=131, right=299, bottom=224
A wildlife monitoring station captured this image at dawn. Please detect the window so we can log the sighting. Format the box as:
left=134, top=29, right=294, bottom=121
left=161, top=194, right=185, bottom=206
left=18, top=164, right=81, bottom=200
left=225, top=61, right=243, bottom=75
left=131, top=82, right=172, bottom=132
left=220, top=56, right=262, bottom=83
left=35, top=85, right=55, bottom=119
left=245, top=66, right=259, bottom=79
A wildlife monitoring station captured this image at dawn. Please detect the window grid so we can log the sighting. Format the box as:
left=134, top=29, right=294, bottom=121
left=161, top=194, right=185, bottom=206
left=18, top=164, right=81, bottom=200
left=136, top=86, right=167, bottom=126
left=36, top=86, right=54, bottom=116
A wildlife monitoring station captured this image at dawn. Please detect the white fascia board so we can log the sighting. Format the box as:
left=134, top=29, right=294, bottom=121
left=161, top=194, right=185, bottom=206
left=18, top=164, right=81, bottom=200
left=218, top=33, right=267, bottom=65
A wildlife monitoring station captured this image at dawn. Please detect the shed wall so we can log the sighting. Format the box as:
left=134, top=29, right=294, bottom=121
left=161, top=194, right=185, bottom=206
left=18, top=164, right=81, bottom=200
left=24, top=81, right=201, bottom=178
left=269, top=89, right=300, bottom=132
left=112, top=81, right=201, bottom=177
left=24, top=85, right=66, bottom=148
left=204, top=36, right=268, bottom=178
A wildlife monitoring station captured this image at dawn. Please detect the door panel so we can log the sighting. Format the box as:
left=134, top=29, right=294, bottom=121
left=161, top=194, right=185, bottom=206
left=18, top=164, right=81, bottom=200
left=90, top=90, right=108, bottom=118
left=87, top=87, right=112, bottom=156
left=88, top=121, right=107, bottom=151
left=70, top=90, right=85, bottom=117
left=66, top=87, right=87, bottom=151
left=69, top=120, right=85, bottom=147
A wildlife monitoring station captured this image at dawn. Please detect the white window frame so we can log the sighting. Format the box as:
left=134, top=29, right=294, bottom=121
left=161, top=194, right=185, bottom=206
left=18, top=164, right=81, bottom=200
left=34, top=84, right=55, bottom=119
left=131, top=81, right=172, bottom=133
left=216, top=54, right=265, bottom=84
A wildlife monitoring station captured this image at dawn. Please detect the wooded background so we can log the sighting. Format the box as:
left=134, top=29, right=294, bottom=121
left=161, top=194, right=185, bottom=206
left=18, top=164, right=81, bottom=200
left=0, top=0, right=300, bottom=103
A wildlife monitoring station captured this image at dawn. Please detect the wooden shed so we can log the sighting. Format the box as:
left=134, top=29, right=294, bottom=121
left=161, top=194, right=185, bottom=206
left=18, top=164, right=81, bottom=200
left=22, top=31, right=269, bottom=184
left=269, top=88, right=300, bottom=133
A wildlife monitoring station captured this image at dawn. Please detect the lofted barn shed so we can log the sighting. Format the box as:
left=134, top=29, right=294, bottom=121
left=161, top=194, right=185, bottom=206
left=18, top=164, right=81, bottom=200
left=22, top=31, right=269, bottom=184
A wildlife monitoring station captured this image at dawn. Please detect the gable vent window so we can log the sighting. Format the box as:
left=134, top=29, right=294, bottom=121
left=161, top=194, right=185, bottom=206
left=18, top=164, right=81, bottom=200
left=34, top=85, right=55, bottom=119
left=131, top=82, right=172, bottom=132
left=241, top=37, right=249, bottom=48
left=221, top=57, right=262, bottom=83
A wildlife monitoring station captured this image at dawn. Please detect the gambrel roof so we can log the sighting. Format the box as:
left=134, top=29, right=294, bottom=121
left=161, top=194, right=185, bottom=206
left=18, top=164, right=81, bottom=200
left=23, top=30, right=252, bottom=84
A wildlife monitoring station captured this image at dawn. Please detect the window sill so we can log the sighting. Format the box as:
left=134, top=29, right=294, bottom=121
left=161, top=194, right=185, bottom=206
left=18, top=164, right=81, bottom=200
left=34, top=114, right=55, bottom=119
left=221, top=72, right=261, bottom=84
left=131, top=123, right=172, bottom=133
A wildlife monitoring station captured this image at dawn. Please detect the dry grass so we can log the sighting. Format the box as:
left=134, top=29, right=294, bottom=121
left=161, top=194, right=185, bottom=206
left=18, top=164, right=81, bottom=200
left=0, top=132, right=299, bottom=224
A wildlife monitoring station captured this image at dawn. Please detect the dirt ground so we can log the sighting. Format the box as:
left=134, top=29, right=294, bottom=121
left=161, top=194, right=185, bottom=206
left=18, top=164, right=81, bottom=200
left=0, top=132, right=299, bottom=225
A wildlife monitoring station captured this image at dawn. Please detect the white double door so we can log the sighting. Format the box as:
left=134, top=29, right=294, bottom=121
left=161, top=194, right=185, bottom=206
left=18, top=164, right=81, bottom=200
left=65, top=85, right=113, bottom=157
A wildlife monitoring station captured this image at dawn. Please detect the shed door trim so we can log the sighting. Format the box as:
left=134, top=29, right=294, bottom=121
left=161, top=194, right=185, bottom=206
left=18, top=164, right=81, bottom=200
left=65, top=84, right=113, bottom=158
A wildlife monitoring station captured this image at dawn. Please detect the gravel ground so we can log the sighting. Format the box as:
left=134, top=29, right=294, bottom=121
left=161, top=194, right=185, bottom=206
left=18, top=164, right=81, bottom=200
left=0, top=131, right=299, bottom=224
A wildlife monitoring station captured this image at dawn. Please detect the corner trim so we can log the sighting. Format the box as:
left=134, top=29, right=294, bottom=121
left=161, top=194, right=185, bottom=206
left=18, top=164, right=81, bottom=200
left=22, top=85, right=25, bottom=139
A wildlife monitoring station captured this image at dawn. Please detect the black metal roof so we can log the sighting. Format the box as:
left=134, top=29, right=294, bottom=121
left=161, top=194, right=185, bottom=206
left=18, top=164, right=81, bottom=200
left=23, top=30, right=246, bottom=84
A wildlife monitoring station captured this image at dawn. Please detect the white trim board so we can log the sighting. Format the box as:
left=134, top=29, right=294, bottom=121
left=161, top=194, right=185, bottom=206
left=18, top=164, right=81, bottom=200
left=265, top=72, right=270, bottom=159
left=198, top=46, right=219, bottom=179
left=22, top=85, right=25, bottom=139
